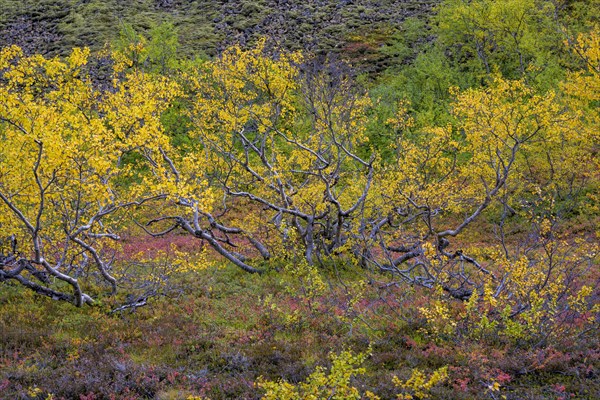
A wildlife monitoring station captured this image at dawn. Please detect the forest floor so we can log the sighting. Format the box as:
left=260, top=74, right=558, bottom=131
left=1, top=223, right=598, bottom=399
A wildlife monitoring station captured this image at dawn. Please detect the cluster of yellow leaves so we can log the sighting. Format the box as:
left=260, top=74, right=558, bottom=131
left=0, top=47, right=106, bottom=254
left=377, top=63, right=597, bottom=252
left=258, top=349, right=369, bottom=400
left=453, top=76, right=585, bottom=199
left=419, top=285, right=457, bottom=337
left=185, top=38, right=373, bottom=223
left=562, top=26, right=600, bottom=182
left=188, top=38, right=300, bottom=140
left=258, top=348, right=449, bottom=400
left=562, top=26, right=600, bottom=103
left=393, top=366, right=449, bottom=400
left=284, top=261, right=327, bottom=300
left=0, top=45, right=190, bottom=298
left=385, top=100, right=415, bottom=132
left=461, top=240, right=599, bottom=342
left=380, top=123, right=461, bottom=213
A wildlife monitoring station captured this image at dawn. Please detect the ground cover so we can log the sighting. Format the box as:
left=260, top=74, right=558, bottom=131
left=1, top=221, right=598, bottom=399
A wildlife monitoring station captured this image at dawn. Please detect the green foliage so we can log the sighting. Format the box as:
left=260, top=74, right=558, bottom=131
left=373, top=43, right=468, bottom=125
left=435, top=0, right=543, bottom=76
left=379, top=17, right=429, bottom=66
left=112, top=21, right=180, bottom=74
left=114, top=22, right=148, bottom=68
left=147, top=21, right=179, bottom=74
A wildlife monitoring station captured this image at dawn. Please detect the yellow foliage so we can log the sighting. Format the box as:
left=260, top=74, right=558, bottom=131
left=0, top=46, right=180, bottom=303
left=258, top=349, right=369, bottom=400
left=393, top=366, right=448, bottom=400
left=419, top=286, right=456, bottom=337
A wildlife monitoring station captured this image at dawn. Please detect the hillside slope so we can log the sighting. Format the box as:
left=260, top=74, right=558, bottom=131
left=0, top=0, right=438, bottom=71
